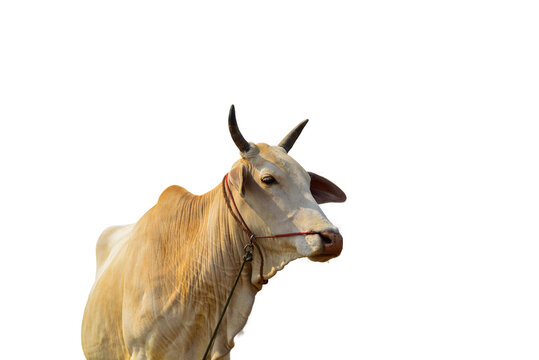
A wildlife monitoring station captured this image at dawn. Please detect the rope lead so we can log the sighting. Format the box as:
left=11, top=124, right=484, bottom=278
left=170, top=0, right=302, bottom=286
left=201, top=245, right=252, bottom=360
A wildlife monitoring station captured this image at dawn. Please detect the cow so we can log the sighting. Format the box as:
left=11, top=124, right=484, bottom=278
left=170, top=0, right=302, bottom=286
left=81, top=105, right=346, bottom=360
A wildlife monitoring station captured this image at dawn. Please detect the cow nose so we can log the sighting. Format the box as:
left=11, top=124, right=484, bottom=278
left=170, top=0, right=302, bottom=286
left=319, top=231, right=343, bottom=257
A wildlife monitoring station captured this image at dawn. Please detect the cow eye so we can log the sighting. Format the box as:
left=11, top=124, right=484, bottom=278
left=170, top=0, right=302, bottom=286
left=261, top=175, right=277, bottom=185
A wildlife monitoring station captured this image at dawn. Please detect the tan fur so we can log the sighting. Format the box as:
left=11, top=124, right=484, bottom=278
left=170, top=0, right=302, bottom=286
left=82, top=144, right=341, bottom=360
left=82, top=184, right=254, bottom=359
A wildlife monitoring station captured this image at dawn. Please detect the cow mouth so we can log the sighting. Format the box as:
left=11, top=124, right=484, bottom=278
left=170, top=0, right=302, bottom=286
left=308, top=253, right=338, bottom=262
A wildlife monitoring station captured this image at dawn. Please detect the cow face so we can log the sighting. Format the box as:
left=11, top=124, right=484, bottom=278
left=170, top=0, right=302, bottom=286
left=226, top=106, right=346, bottom=285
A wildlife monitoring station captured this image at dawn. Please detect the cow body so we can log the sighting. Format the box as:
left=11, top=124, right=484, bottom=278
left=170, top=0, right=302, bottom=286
left=83, top=185, right=257, bottom=359
left=82, top=107, right=346, bottom=359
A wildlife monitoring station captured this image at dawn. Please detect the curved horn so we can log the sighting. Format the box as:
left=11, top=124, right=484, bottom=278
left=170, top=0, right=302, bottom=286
left=228, top=105, right=251, bottom=153
left=278, top=119, right=309, bottom=152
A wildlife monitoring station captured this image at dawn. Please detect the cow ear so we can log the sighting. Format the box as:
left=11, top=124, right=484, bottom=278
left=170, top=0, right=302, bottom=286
left=229, top=162, right=248, bottom=196
left=308, top=172, right=347, bottom=204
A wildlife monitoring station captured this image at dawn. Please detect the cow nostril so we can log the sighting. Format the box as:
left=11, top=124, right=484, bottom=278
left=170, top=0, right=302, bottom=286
left=321, top=235, right=333, bottom=245
left=317, top=231, right=343, bottom=258
left=319, top=231, right=343, bottom=250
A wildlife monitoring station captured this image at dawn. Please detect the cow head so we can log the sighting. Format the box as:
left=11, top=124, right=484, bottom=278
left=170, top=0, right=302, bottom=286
left=226, top=105, right=346, bottom=287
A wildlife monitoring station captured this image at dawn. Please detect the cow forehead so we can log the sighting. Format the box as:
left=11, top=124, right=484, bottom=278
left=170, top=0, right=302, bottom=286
left=250, top=143, right=309, bottom=181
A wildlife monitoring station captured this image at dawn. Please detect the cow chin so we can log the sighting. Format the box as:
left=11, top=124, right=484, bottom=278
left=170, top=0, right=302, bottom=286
left=308, top=253, right=338, bottom=262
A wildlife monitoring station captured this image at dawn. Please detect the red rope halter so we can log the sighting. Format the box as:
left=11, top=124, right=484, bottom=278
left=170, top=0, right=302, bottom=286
left=222, top=173, right=319, bottom=284
left=204, top=175, right=320, bottom=360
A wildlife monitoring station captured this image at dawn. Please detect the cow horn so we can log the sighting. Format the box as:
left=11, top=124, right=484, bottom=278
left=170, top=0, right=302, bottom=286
left=278, top=119, right=309, bottom=152
left=228, top=105, right=251, bottom=153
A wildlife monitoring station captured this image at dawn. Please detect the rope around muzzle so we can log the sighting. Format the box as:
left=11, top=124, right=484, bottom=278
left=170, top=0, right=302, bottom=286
left=201, top=175, right=318, bottom=360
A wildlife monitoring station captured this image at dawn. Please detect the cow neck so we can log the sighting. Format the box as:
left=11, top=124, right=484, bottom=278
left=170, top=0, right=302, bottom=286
left=202, top=175, right=320, bottom=359
left=221, top=173, right=319, bottom=285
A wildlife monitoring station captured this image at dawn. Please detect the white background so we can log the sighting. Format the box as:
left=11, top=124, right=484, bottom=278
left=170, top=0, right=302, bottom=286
left=1, top=1, right=538, bottom=359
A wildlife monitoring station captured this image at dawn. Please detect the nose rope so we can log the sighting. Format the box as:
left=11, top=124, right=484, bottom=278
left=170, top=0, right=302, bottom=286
left=223, top=172, right=318, bottom=251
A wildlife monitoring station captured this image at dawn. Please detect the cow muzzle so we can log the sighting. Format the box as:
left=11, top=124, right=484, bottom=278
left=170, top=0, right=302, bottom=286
left=308, top=230, right=343, bottom=262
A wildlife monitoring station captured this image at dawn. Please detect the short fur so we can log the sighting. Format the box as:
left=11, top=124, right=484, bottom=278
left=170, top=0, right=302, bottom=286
left=82, top=183, right=259, bottom=359
left=82, top=142, right=345, bottom=360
